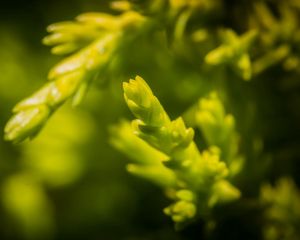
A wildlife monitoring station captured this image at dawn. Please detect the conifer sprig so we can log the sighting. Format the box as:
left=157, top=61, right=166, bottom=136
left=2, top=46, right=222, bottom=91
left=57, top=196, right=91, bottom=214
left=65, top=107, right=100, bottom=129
left=4, top=11, right=145, bottom=143
left=205, top=29, right=257, bottom=81
left=195, top=92, right=244, bottom=176
left=118, top=76, right=241, bottom=224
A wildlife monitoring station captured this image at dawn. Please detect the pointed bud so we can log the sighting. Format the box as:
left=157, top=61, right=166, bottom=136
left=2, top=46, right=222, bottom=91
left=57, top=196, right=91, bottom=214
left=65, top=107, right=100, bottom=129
left=4, top=105, right=51, bottom=143
left=123, top=76, right=170, bottom=127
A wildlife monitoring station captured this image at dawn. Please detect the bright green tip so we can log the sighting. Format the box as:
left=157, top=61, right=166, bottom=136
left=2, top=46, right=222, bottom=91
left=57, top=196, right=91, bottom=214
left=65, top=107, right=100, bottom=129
left=4, top=106, right=51, bottom=143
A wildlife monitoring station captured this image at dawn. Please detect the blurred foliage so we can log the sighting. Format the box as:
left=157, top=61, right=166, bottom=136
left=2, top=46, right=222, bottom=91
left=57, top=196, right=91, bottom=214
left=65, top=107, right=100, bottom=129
left=0, top=0, right=300, bottom=239
left=260, top=178, right=300, bottom=240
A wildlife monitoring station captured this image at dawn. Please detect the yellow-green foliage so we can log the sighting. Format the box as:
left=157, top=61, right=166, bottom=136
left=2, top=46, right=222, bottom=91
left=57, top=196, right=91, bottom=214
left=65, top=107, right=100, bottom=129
left=2, top=0, right=300, bottom=239
left=4, top=11, right=145, bottom=143
left=112, top=76, right=240, bottom=225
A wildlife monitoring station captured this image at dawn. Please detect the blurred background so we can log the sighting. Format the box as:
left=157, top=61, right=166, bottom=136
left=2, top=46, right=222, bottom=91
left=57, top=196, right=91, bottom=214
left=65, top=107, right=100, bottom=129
left=0, top=1, right=178, bottom=239
left=1, top=0, right=300, bottom=240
